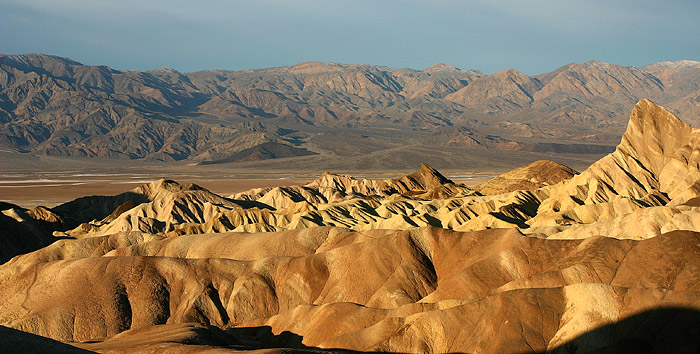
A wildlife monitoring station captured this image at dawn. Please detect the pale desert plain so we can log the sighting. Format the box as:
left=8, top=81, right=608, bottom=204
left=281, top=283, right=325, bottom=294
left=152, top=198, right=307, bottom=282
left=0, top=165, right=500, bottom=209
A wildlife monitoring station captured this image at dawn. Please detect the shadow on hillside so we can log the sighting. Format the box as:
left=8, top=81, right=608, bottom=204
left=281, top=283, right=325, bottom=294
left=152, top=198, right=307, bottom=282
left=224, top=307, right=700, bottom=353
left=2, top=307, right=699, bottom=353
left=0, top=207, right=74, bottom=264
left=224, top=325, right=307, bottom=350
left=52, top=191, right=150, bottom=228
left=538, top=307, right=700, bottom=354
left=1, top=325, right=96, bottom=354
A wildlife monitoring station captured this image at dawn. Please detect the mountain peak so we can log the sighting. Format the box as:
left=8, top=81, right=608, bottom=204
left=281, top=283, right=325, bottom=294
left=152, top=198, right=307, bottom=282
left=142, top=178, right=204, bottom=195
left=475, top=160, right=577, bottom=195
left=424, top=63, right=460, bottom=73
left=5, top=53, right=83, bottom=66
left=618, top=99, right=694, bottom=175
left=445, top=68, right=542, bottom=110
left=288, top=61, right=348, bottom=74
left=644, top=60, right=700, bottom=70
left=495, top=68, right=526, bottom=76
left=418, top=162, right=442, bottom=176
left=626, top=99, right=689, bottom=139
left=150, top=67, right=181, bottom=74
left=405, top=163, right=452, bottom=187
left=490, top=68, right=536, bottom=84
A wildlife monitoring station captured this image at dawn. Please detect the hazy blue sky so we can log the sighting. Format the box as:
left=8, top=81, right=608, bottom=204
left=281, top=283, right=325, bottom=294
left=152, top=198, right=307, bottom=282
left=2, top=0, right=699, bottom=74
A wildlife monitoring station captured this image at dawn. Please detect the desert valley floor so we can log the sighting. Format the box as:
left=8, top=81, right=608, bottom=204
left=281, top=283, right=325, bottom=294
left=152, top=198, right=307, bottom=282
left=0, top=169, right=499, bottom=210
left=2, top=100, right=700, bottom=353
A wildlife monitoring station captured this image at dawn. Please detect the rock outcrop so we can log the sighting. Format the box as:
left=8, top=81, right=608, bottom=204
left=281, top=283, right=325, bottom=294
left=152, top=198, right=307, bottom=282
left=475, top=160, right=578, bottom=195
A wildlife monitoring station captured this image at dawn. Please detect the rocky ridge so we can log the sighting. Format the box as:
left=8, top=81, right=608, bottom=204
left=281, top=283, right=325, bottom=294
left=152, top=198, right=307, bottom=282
left=3, top=54, right=700, bottom=166
left=45, top=101, right=699, bottom=240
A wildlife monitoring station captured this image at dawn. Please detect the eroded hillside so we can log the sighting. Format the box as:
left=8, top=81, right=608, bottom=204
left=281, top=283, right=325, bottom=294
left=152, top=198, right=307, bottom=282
left=2, top=54, right=700, bottom=170
left=1, top=100, right=700, bottom=353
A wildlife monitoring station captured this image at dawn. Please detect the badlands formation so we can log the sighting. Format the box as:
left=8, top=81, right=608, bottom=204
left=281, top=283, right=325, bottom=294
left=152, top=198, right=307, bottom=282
left=2, top=99, right=700, bottom=353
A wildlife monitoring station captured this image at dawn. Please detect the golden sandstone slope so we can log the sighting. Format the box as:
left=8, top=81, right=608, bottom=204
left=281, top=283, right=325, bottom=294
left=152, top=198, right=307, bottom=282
left=1, top=99, right=700, bottom=353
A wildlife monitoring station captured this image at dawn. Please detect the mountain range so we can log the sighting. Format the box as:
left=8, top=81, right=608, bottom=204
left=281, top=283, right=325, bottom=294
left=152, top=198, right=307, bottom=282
left=2, top=100, right=700, bottom=352
left=2, top=54, right=699, bottom=168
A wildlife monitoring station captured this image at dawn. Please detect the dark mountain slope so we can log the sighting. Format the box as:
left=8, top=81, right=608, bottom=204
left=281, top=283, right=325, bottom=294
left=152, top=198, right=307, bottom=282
left=2, top=54, right=699, bottom=163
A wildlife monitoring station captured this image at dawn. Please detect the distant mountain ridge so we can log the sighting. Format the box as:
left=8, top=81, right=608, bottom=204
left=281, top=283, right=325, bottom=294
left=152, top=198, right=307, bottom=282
left=1, top=53, right=699, bottom=162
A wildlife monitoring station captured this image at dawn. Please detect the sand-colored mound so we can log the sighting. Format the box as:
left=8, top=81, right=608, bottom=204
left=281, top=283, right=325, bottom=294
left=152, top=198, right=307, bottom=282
left=0, top=203, right=65, bottom=263
left=526, top=204, right=700, bottom=240
left=254, top=285, right=700, bottom=353
left=60, top=179, right=267, bottom=238
left=53, top=179, right=267, bottom=227
left=62, top=164, right=489, bottom=238
left=235, top=162, right=472, bottom=209
left=1, top=226, right=700, bottom=352
left=475, top=159, right=578, bottom=195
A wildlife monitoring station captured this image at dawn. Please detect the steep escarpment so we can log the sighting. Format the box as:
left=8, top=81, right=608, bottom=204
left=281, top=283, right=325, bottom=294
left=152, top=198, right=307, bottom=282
left=527, top=99, right=700, bottom=230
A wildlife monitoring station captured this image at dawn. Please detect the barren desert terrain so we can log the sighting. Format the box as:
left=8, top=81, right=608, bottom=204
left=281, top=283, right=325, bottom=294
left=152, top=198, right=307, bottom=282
left=0, top=168, right=497, bottom=209
left=2, top=100, right=700, bottom=353
left=4, top=0, right=700, bottom=348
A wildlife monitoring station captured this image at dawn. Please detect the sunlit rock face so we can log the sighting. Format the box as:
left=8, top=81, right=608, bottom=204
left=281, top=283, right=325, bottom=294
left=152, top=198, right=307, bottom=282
left=2, top=100, right=700, bottom=353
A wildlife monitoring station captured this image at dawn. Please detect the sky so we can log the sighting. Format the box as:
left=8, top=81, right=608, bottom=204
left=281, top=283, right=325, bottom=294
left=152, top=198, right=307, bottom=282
left=2, top=0, right=699, bottom=75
